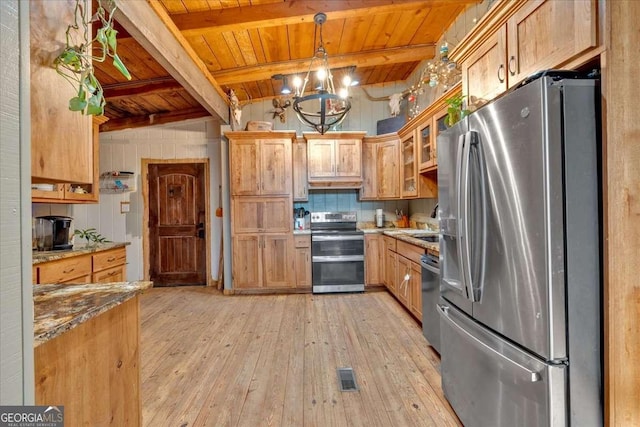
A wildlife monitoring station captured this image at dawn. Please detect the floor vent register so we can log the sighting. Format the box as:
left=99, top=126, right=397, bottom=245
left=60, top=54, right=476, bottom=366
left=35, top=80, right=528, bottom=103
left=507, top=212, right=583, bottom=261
left=337, top=367, right=359, bottom=392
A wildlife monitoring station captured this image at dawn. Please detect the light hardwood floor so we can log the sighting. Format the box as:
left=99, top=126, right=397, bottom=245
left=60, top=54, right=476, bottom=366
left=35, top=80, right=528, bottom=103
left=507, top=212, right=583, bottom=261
left=140, top=287, right=460, bottom=426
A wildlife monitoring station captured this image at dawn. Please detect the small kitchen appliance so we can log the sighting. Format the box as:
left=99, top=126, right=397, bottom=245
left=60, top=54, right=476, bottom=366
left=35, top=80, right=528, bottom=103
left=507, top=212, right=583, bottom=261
left=375, top=208, right=384, bottom=227
left=35, top=216, right=73, bottom=251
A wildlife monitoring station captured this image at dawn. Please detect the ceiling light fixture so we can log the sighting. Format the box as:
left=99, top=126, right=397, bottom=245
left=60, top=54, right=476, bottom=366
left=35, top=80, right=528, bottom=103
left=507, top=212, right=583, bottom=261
left=291, top=12, right=353, bottom=134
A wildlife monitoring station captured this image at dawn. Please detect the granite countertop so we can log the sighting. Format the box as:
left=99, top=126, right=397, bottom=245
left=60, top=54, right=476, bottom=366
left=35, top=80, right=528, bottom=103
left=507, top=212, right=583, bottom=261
left=360, top=227, right=440, bottom=253
left=32, top=242, right=129, bottom=265
left=33, top=281, right=153, bottom=347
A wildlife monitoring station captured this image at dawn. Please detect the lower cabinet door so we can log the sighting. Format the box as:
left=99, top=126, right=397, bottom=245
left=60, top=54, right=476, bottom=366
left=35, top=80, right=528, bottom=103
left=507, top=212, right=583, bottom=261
left=232, top=235, right=261, bottom=289
left=262, top=234, right=294, bottom=288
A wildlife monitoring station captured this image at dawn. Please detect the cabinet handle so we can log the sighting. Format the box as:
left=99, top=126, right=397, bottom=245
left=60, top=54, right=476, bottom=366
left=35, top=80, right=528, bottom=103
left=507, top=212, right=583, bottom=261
left=107, top=257, right=116, bottom=262
left=63, top=267, right=75, bottom=274
left=508, top=56, right=516, bottom=76
left=108, top=271, right=118, bottom=277
left=497, top=64, right=505, bottom=83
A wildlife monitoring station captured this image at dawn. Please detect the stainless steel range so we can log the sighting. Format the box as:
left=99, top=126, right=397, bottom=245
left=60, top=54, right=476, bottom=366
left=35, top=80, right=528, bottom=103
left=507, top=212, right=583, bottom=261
left=310, top=211, right=364, bottom=293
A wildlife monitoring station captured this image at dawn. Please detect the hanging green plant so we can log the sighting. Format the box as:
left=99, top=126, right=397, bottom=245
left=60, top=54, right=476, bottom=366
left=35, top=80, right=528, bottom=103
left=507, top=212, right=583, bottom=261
left=54, top=0, right=131, bottom=116
left=445, top=92, right=470, bottom=127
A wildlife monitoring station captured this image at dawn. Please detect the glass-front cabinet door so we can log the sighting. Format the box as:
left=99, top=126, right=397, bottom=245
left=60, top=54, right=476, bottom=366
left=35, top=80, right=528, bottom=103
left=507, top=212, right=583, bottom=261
left=401, top=131, right=418, bottom=198
left=418, top=119, right=434, bottom=171
left=433, top=106, right=450, bottom=166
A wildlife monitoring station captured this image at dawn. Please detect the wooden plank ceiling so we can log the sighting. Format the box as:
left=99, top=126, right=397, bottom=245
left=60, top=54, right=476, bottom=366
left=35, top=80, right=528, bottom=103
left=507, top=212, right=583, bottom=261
left=97, top=0, right=477, bottom=131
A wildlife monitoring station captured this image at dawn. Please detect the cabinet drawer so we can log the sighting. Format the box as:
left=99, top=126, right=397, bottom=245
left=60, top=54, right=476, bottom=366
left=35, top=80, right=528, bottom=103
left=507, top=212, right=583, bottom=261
left=396, top=240, right=425, bottom=264
left=39, top=256, right=92, bottom=284
left=294, top=235, right=311, bottom=248
left=93, top=265, right=126, bottom=283
left=92, top=248, right=126, bottom=272
left=383, top=235, right=397, bottom=252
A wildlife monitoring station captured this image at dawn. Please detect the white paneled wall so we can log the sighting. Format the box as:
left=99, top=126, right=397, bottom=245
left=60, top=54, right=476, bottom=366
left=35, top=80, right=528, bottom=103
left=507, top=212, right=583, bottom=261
left=71, top=118, right=222, bottom=282
left=241, top=81, right=409, bottom=136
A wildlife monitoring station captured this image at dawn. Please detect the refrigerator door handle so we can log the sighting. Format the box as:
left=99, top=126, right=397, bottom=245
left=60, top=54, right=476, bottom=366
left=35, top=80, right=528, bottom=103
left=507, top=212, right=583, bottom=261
left=455, top=133, right=471, bottom=299
left=437, top=304, right=542, bottom=383
left=459, top=132, right=474, bottom=301
left=468, top=131, right=488, bottom=302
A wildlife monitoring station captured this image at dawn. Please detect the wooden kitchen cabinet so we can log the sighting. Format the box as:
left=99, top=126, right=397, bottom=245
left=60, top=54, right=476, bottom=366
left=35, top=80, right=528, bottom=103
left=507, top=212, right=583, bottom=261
left=38, top=256, right=92, bottom=285
left=32, top=116, right=107, bottom=203
left=226, top=131, right=296, bottom=291
left=30, top=0, right=93, bottom=186
left=92, top=247, right=127, bottom=283
left=294, top=235, right=311, bottom=288
left=228, top=131, right=294, bottom=196
left=409, top=261, right=422, bottom=319
left=454, top=0, right=598, bottom=109
left=365, top=234, right=383, bottom=286
left=292, top=138, right=308, bottom=201
left=384, top=238, right=426, bottom=321
left=34, top=246, right=127, bottom=285
left=361, top=134, right=400, bottom=200
left=305, top=132, right=365, bottom=188
left=396, top=255, right=412, bottom=306
left=232, top=197, right=291, bottom=233
left=383, top=236, right=397, bottom=294
left=232, top=234, right=294, bottom=289
left=400, top=131, right=419, bottom=198
left=462, top=26, right=507, bottom=108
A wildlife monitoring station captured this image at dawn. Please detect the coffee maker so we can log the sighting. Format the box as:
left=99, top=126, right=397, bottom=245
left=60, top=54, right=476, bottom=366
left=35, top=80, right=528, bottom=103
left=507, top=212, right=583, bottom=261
left=35, top=216, right=73, bottom=250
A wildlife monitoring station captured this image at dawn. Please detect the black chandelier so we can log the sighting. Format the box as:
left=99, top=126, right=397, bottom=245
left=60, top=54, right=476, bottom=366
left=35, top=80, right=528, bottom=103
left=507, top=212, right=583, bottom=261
left=290, top=12, right=355, bottom=134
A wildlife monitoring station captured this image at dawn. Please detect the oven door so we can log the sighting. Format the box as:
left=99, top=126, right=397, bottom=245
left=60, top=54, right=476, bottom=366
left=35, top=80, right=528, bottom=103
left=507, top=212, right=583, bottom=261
left=311, top=234, right=364, bottom=257
left=312, top=256, right=364, bottom=292
left=311, top=234, right=364, bottom=293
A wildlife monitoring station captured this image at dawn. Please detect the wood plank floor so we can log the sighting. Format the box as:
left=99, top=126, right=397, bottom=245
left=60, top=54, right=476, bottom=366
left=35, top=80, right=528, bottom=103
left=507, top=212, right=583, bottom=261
left=140, top=287, right=460, bottom=427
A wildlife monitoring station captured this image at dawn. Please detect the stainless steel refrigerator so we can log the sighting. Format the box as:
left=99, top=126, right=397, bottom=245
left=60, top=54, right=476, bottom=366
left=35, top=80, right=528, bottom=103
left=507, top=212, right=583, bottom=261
left=436, top=74, right=602, bottom=427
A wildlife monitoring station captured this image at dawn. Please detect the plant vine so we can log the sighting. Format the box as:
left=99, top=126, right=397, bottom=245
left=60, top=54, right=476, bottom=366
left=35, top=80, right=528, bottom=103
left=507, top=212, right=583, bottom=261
left=54, top=0, right=131, bottom=116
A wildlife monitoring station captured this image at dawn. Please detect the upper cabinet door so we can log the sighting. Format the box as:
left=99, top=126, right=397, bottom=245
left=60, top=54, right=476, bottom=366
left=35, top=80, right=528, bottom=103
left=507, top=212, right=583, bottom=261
left=305, top=133, right=365, bottom=188
left=462, top=25, right=507, bottom=109
left=260, top=138, right=291, bottom=195
left=507, top=0, right=597, bottom=87
left=377, top=139, right=400, bottom=199
left=30, top=0, right=92, bottom=184
left=230, top=140, right=260, bottom=195
left=292, top=140, right=308, bottom=201
left=307, top=140, right=335, bottom=179
left=334, top=139, right=362, bottom=178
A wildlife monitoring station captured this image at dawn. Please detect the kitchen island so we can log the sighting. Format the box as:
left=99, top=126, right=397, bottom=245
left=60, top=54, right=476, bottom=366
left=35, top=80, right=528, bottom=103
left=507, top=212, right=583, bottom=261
left=34, top=280, right=152, bottom=426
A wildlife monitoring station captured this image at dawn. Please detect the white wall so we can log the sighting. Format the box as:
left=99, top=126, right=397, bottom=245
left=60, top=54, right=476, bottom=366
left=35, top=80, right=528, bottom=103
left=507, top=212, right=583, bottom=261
left=240, top=81, right=410, bottom=136
left=1, top=0, right=34, bottom=404
left=70, top=118, right=223, bottom=282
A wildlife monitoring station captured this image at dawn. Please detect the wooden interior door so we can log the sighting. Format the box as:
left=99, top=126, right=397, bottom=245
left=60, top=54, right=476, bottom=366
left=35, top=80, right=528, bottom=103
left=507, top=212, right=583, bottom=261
left=149, top=163, right=206, bottom=286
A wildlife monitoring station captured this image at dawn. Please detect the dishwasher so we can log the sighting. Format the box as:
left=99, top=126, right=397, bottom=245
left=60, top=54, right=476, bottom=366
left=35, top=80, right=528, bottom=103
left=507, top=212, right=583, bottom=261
left=421, top=253, right=441, bottom=353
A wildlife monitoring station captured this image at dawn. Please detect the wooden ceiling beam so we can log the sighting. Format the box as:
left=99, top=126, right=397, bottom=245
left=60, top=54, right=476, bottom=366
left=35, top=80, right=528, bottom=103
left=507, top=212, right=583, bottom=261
left=170, top=0, right=479, bottom=37
left=103, top=78, right=183, bottom=100
left=112, top=0, right=230, bottom=123
left=212, top=44, right=436, bottom=86
left=100, top=107, right=212, bottom=132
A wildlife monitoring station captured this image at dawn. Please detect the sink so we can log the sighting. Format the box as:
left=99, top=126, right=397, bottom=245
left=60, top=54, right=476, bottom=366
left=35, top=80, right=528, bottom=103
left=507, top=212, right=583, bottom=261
left=413, top=235, right=439, bottom=243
